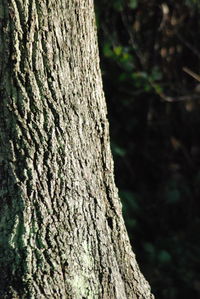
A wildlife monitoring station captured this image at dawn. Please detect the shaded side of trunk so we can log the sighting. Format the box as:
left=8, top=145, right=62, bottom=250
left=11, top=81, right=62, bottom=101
left=0, top=0, right=153, bottom=298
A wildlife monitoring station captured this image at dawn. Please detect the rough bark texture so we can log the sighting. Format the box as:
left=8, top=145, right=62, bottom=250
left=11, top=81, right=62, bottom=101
left=0, top=0, right=154, bottom=298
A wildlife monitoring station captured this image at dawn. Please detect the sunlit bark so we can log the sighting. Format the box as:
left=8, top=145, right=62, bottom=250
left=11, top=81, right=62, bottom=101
left=0, top=0, right=153, bottom=297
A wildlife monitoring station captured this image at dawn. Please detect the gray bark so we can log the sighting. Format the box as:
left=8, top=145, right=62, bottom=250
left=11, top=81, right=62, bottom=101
left=0, top=0, right=154, bottom=298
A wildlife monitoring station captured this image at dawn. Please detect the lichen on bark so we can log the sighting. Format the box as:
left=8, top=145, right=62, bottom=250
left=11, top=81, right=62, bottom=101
left=0, top=0, right=154, bottom=298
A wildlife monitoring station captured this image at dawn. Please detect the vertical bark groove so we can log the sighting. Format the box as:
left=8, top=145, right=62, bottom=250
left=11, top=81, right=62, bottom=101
left=0, top=0, right=154, bottom=298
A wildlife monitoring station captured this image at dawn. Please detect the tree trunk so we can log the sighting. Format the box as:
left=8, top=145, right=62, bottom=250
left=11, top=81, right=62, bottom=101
left=0, top=0, right=154, bottom=298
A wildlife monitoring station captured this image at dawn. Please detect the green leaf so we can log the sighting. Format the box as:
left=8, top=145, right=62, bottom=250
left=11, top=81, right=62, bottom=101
left=144, top=84, right=152, bottom=92
left=151, top=67, right=163, bottom=81
left=132, top=72, right=148, bottom=79
left=143, top=242, right=155, bottom=255
left=127, top=218, right=137, bottom=228
left=153, top=84, right=163, bottom=94
left=113, top=146, right=126, bottom=157
left=113, top=0, right=124, bottom=11
left=103, top=43, right=113, bottom=57
left=119, top=73, right=128, bottom=81
left=113, top=46, right=122, bottom=56
left=158, top=250, right=172, bottom=264
left=129, top=0, right=138, bottom=9
left=120, top=190, right=140, bottom=212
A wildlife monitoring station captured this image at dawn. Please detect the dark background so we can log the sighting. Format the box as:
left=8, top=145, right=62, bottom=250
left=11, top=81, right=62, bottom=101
left=95, top=0, right=200, bottom=298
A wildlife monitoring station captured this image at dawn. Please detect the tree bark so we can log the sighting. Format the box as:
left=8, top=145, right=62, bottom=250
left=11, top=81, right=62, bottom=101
left=0, top=0, right=154, bottom=298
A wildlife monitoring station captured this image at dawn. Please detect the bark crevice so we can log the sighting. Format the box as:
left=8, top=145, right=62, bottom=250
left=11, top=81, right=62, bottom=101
left=0, top=0, right=154, bottom=298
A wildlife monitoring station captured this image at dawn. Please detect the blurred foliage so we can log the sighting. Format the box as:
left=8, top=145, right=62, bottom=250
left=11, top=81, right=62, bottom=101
left=95, top=0, right=200, bottom=298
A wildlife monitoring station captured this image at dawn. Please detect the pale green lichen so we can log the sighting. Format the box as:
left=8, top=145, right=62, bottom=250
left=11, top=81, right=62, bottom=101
left=70, top=241, right=98, bottom=298
left=8, top=215, right=20, bottom=249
